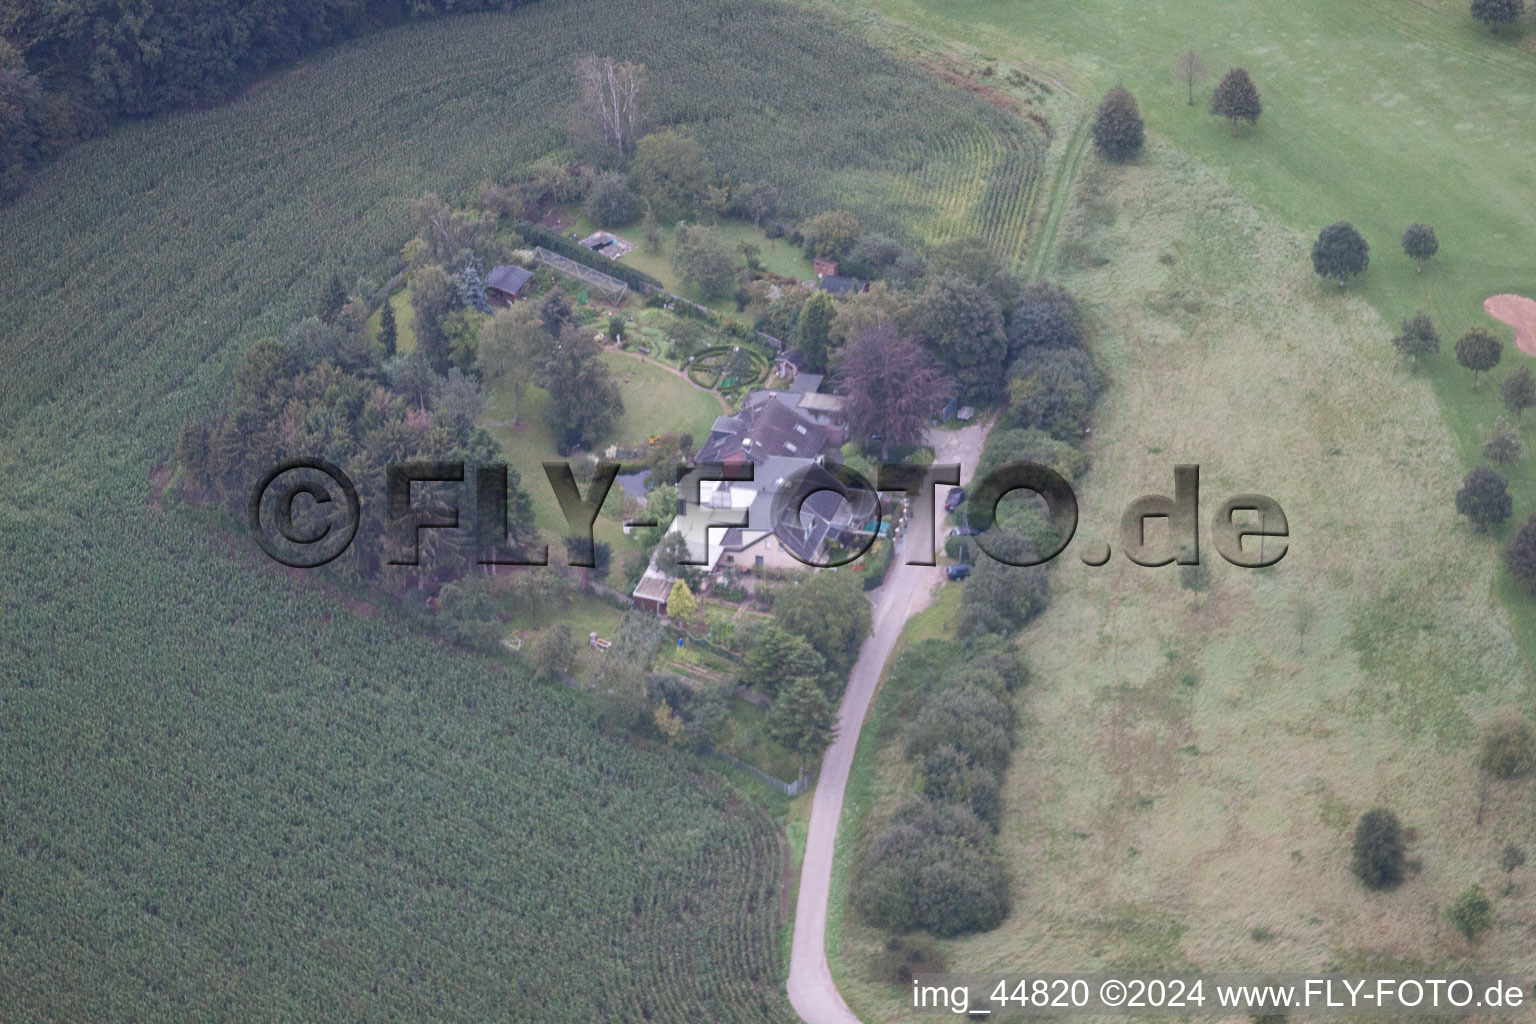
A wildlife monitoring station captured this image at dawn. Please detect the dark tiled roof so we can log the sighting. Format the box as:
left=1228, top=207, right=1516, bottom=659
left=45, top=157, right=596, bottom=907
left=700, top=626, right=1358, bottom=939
left=696, top=392, right=828, bottom=464
left=817, top=275, right=865, bottom=295
left=486, top=265, right=533, bottom=294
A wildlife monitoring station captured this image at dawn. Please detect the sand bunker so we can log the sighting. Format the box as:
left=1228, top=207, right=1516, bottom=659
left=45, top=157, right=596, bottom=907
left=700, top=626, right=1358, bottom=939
left=1484, top=293, right=1536, bottom=356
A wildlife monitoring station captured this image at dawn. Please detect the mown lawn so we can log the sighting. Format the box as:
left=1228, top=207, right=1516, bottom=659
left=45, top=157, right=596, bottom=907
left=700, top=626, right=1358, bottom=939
left=600, top=349, right=725, bottom=443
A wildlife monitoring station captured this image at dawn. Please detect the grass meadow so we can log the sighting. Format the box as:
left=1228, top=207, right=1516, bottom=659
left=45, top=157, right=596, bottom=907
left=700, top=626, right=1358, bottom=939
left=835, top=141, right=1536, bottom=1022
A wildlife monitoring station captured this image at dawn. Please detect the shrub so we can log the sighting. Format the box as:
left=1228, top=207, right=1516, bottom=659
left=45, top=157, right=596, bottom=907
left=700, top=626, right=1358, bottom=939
left=906, top=685, right=1013, bottom=775
left=867, top=936, right=946, bottom=985
left=852, top=800, right=1009, bottom=936
left=1478, top=709, right=1535, bottom=779
left=1455, top=466, right=1512, bottom=532
left=1446, top=884, right=1493, bottom=939
left=1008, top=281, right=1084, bottom=354
left=1006, top=346, right=1105, bottom=440
left=1351, top=808, right=1406, bottom=890
left=916, top=746, right=1002, bottom=824
left=960, top=533, right=1050, bottom=639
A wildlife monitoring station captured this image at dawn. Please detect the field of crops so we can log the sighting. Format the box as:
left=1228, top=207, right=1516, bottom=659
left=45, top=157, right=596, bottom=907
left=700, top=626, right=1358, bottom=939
left=0, top=0, right=1043, bottom=1017
left=889, top=121, right=1044, bottom=265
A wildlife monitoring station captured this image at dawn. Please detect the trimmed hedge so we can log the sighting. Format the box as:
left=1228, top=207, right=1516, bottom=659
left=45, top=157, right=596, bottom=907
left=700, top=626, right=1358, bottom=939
left=515, top=221, right=666, bottom=292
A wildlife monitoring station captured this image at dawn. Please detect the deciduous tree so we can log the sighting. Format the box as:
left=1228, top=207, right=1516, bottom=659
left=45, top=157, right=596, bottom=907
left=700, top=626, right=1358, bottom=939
left=670, top=224, right=737, bottom=301
left=574, top=56, right=648, bottom=158
left=1456, top=466, right=1512, bottom=532
left=409, top=263, right=456, bottom=373
left=631, top=129, right=714, bottom=220
left=1505, top=513, right=1536, bottom=592
left=774, top=571, right=872, bottom=678
left=477, top=304, right=541, bottom=425
left=1502, top=363, right=1536, bottom=423
left=1479, top=709, right=1535, bottom=778
left=1472, top=0, right=1524, bottom=32
left=909, top=275, right=1008, bottom=402
left=533, top=622, right=578, bottom=680
left=1447, top=885, right=1493, bottom=939
left=1391, top=310, right=1439, bottom=369
left=1351, top=808, right=1406, bottom=890
left=766, top=675, right=836, bottom=773
left=740, top=625, right=827, bottom=697
left=1401, top=223, right=1439, bottom=273
left=584, top=171, right=641, bottom=227
left=1456, top=325, right=1503, bottom=390
left=801, top=209, right=861, bottom=261
left=1310, top=221, right=1369, bottom=287
left=833, top=320, right=951, bottom=460
left=1008, top=281, right=1085, bottom=355
left=1484, top=416, right=1523, bottom=466
left=534, top=324, right=623, bottom=451
left=1174, top=49, right=1206, bottom=105
left=795, top=289, right=837, bottom=372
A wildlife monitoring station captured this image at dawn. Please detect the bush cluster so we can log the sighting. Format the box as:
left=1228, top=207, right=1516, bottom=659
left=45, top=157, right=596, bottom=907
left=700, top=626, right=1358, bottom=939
left=851, top=637, right=1026, bottom=937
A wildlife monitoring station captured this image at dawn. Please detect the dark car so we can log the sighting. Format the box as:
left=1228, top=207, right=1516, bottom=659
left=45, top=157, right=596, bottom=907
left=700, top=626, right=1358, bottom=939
left=948, top=526, right=982, bottom=537
left=946, top=563, right=971, bottom=581
left=944, top=487, right=966, bottom=511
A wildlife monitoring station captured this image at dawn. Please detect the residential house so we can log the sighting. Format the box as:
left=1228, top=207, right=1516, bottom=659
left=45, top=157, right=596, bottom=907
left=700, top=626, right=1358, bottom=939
left=630, top=384, right=869, bottom=610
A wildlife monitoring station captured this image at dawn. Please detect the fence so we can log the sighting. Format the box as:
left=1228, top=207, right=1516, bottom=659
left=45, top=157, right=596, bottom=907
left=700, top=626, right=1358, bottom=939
left=704, top=746, right=812, bottom=796
left=531, top=246, right=630, bottom=303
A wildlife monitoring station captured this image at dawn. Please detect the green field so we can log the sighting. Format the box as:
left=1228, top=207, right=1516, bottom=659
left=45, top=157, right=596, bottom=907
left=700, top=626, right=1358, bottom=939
left=833, top=137, right=1536, bottom=1021
left=833, top=0, right=1536, bottom=578
left=0, top=0, right=1057, bottom=1016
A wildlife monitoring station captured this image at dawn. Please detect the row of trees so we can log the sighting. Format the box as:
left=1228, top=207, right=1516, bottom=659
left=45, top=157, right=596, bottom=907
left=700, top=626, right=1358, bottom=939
left=850, top=637, right=1026, bottom=937
left=844, top=274, right=1103, bottom=937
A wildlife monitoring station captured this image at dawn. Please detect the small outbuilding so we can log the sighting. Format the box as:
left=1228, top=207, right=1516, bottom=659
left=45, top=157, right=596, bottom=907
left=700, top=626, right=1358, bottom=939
left=486, top=265, right=534, bottom=307
left=817, top=274, right=868, bottom=296
left=812, top=257, right=840, bottom=278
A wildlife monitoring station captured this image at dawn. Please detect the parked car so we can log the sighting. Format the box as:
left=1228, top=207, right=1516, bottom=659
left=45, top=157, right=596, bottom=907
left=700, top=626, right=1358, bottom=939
left=946, top=563, right=971, bottom=581
left=944, top=487, right=966, bottom=511
left=948, top=526, right=981, bottom=537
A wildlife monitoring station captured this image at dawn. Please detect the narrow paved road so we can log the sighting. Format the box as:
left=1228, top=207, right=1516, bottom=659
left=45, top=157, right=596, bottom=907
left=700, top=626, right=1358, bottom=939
left=787, top=423, right=989, bottom=1024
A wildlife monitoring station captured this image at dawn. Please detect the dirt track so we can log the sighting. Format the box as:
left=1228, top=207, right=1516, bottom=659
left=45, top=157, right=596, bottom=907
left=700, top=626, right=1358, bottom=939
left=1484, top=294, right=1536, bottom=356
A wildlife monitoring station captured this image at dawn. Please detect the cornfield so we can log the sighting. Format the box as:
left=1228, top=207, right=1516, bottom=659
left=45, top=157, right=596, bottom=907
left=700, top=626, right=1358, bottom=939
left=0, top=0, right=1040, bottom=1017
